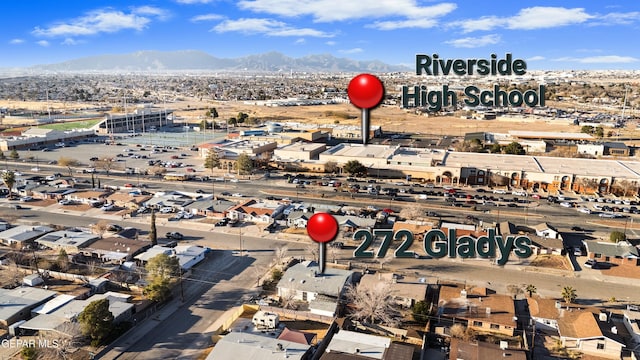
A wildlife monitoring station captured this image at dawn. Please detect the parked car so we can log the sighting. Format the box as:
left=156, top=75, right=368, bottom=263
left=159, top=207, right=174, bottom=214
left=20, top=196, right=34, bottom=202
left=584, top=259, right=597, bottom=268
left=166, top=231, right=184, bottom=240
left=100, top=203, right=115, bottom=211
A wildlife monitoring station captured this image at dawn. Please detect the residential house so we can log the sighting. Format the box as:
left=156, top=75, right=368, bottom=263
left=583, top=240, right=639, bottom=267
left=526, top=296, right=562, bottom=332
left=105, top=192, right=152, bottom=210
left=185, top=198, right=235, bottom=218
left=558, top=310, right=625, bottom=359
left=323, top=330, right=392, bottom=359
left=277, top=327, right=317, bottom=346
left=174, top=245, right=208, bottom=270
left=0, top=287, right=57, bottom=327
left=206, top=332, right=312, bottom=360
left=144, top=191, right=194, bottom=211
left=359, top=273, right=427, bottom=308
left=287, top=210, right=311, bottom=228
left=0, top=225, right=54, bottom=247
left=528, top=235, right=565, bottom=255
left=438, top=284, right=517, bottom=336
left=623, top=304, right=640, bottom=344
left=35, top=230, right=100, bottom=253
left=449, top=338, right=528, bottom=360
left=534, top=223, right=561, bottom=239
left=79, top=236, right=152, bottom=264
left=227, top=199, right=286, bottom=223
left=66, top=190, right=111, bottom=205
left=19, top=292, right=134, bottom=338
left=277, top=261, right=354, bottom=317
left=134, top=245, right=175, bottom=265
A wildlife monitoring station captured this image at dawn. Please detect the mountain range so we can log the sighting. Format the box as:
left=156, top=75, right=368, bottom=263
left=21, top=50, right=410, bottom=73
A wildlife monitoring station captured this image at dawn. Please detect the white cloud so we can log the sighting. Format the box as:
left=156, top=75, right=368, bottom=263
left=325, top=41, right=336, bottom=46
left=36, top=40, right=50, bottom=47
left=370, top=17, right=439, bottom=30
left=593, top=11, right=640, bottom=26
left=454, top=7, right=593, bottom=33
left=554, top=55, right=638, bottom=64
left=191, top=14, right=224, bottom=22
left=9, top=39, right=24, bottom=45
left=133, top=6, right=170, bottom=21
left=339, top=48, right=363, bottom=54
left=527, top=56, right=545, bottom=61
left=238, top=0, right=456, bottom=23
left=61, top=38, right=82, bottom=45
left=294, top=38, right=305, bottom=44
left=32, top=9, right=152, bottom=37
left=445, top=34, right=500, bottom=48
left=213, top=18, right=333, bottom=37
left=506, top=7, right=593, bottom=30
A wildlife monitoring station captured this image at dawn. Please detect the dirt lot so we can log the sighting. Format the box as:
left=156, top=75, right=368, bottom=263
left=529, top=254, right=571, bottom=270
left=5, top=98, right=640, bottom=139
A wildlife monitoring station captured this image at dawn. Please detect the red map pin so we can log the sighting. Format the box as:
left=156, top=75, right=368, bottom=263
left=347, top=74, right=384, bottom=145
left=307, top=212, right=339, bottom=274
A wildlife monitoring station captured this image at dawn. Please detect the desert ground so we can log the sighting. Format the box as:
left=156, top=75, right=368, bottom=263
left=2, top=98, right=639, bottom=140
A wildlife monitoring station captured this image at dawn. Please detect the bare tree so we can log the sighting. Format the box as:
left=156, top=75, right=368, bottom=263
left=507, top=284, right=524, bottom=299
left=91, top=220, right=109, bottom=238
left=399, top=206, right=423, bottom=220
left=94, top=157, right=116, bottom=175
left=306, top=244, right=318, bottom=263
left=57, top=157, right=81, bottom=177
left=344, top=282, right=400, bottom=327
left=272, top=245, right=289, bottom=267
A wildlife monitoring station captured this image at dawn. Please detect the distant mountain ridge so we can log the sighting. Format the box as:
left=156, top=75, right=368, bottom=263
left=26, top=50, right=410, bottom=73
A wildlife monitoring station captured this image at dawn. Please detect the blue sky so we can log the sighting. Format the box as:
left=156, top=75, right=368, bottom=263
left=2, top=1, right=639, bottom=70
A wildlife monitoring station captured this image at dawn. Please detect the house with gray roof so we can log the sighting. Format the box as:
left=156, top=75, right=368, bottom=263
left=324, top=330, right=391, bottom=360
left=583, top=240, right=639, bottom=268
left=206, top=331, right=312, bottom=360
left=35, top=230, right=100, bottom=253
left=277, top=261, right=353, bottom=316
left=0, top=225, right=54, bottom=246
left=0, top=287, right=57, bottom=327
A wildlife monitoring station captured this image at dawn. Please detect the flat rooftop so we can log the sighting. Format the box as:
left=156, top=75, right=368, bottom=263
left=275, top=142, right=326, bottom=152
left=321, top=143, right=396, bottom=159
left=443, top=152, right=543, bottom=172
left=509, top=130, right=593, bottom=140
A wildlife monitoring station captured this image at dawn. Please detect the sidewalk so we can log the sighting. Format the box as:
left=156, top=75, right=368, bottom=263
left=97, top=301, right=182, bottom=360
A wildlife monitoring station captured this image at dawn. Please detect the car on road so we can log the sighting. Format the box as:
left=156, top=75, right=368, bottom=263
left=577, top=207, right=592, bottom=214
left=492, top=189, right=506, bottom=194
left=20, top=196, right=34, bottom=202
left=560, top=202, right=573, bottom=208
left=58, top=199, right=75, bottom=205
left=166, top=231, right=184, bottom=240
left=89, top=157, right=99, bottom=161
left=329, top=241, right=344, bottom=249
left=215, top=219, right=229, bottom=226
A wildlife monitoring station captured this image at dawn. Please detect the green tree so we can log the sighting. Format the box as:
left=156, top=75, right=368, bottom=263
left=199, top=119, right=211, bottom=130
left=561, top=285, right=577, bottom=304
left=0, top=151, right=5, bottom=160
left=143, top=279, right=172, bottom=303
left=78, top=298, right=114, bottom=346
left=228, top=117, right=237, bottom=127
left=412, top=300, right=430, bottom=324
left=150, top=209, right=157, bottom=246
left=489, top=143, right=502, bottom=153
left=594, top=126, right=604, bottom=138
left=20, top=345, right=38, bottom=360
left=9, top=149, right=19, bottom=160
left=503, top=141, right=526, bottom=155
left=610, top=230, right=626, bottom=243
left=204, top=149, right=221, bottom=172
left=236, top=153, right=253, bottom=175
left=343, top=160, right=367, bottom=176
left=526, top=284, right=537, bottom=297
left=205, top=107, right=219, bottom=119
left=1, top=170, right=16, bottom=199
left=580, top=125, right=594, bottom=134
left=146, top=253, right=180, bottom=282
left=237, top=112, right=249, bottom=124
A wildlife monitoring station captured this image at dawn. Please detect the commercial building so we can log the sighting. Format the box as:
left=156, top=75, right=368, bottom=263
left=96, top=108, right=173, bottom=134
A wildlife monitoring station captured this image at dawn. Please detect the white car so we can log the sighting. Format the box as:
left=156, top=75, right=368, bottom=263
left=599, top=212, right=617, bottom=218
left=577, top=207, right=592, bottom=214
left=560, top=202, right=573, bottom=208
left=181, top=212, right=194, bottom=219
left=159, top=207, right=174, bottom=214
left=231, top=193, right=244, bottom=197
left=58, top=199, right=74, bottom=205
left=20, top=196, right=34, bottom=202
left=492, top=189, right=506, bottom=194
left=100, top=203, right=115, bottom=211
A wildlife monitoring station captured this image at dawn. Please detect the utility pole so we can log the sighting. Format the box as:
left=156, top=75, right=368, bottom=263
left=179, top=266, right=184, bottom=302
